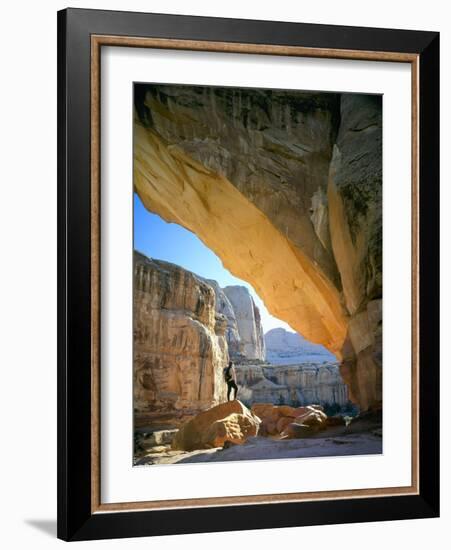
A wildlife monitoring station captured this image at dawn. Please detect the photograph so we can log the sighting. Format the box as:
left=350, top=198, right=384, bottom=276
left=132, top=83, right=383, bottom=466
left=52, top=5, right=439, bottom=542
left=0, top=0, right=443, bottom=544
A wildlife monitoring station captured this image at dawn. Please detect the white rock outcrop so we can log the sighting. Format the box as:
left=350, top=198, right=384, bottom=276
left=265, top=327, right=336, bottom=365
left=223, top=286, right=266, bottom=361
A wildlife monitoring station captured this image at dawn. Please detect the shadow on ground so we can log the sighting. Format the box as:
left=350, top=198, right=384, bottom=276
left=25, top=519, right=57, bottom=538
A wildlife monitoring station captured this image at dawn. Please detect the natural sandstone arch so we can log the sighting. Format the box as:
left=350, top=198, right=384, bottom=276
left=134, top=123, right=348, bottom=357
left=133, top=85, right=383, bottom=412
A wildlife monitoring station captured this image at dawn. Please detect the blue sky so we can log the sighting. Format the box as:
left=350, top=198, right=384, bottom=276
left=134, top=193, right=293, bottom=334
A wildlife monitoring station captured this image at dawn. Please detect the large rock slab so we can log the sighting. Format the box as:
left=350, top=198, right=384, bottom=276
left=172, top=400, right=261, bottom=451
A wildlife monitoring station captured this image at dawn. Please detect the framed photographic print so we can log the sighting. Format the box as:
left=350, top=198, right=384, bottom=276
left=57, top=8, right=439, bottom=541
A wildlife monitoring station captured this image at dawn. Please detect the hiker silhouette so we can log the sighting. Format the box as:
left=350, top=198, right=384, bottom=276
left=224, top=361, right=238, bottom=401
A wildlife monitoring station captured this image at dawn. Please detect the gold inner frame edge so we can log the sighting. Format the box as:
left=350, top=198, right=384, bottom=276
left=90, top=35, right=420, bottom=514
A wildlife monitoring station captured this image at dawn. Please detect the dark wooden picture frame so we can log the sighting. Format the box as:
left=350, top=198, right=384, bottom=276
left=57, top=8, right=439, bottom=541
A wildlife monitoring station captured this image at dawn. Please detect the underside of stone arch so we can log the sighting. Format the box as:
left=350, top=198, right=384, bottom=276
left=133, top=85, right=383, bottom=412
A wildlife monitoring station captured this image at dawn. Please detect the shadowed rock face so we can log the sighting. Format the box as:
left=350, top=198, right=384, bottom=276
left=134, top=84, right=382, bottom=412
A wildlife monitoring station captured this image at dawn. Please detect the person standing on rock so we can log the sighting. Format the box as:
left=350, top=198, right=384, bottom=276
left=224, top=361, right=238, bottom=401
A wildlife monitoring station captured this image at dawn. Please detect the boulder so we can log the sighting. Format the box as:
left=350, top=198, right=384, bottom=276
left=147, top=445, right=169, bottom=453
left=205, top=413, right=259, bottom=448
left=146, top=429, right=178, bottom=447
left=281, top=407, right=328, bottom=439
left=250, top=403, right=329, bottom=438
left=251, top=404, right=299, bottom=421
left=171, top=400, right=260, bottom=451
left=276, top=416, right=293, bottom=433
left=295, top=407, right=328, bottom=427
left=281, top=423, right=312, bottom=439
left=135, top=429, right=179, bottom=454
left=251, top=403, right=274, bottom=419
left=277, top=405, right=300, bottom=418
left=292, top=406, right=309, bottom=417
left=262, top=419, right=278, bottom=436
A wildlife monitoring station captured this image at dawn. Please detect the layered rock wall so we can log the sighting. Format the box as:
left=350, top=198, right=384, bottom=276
left=134, top=85, right=382, bottom=411
left=134, top=252, right=228, bottom=421
left=134, top=252, right=269, bottom=422
left=235, top=363, right=348, bottom=408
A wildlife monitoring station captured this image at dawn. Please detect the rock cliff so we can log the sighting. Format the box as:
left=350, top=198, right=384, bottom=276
left=134, top=84, right=382, bottom=411
left=235, top=363, right=348, bottom=408
left=223, top=286, right=266, bottom=361
left=265, top=327, right=336, bottom=365
left=200, top=278, right=245, bottom=360
left=134, top=252, right=270, bottom=424
left=133, top=252, right=228, bottom=423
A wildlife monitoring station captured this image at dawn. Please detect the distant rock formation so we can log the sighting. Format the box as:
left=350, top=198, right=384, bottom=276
left=235, top=363, right=348, bottom=408
left=223, top=286, right=266, bottom=361
left=201, top=279, right=245, bottom=360
left=133, top=252, right=228, bottom=423
left=134, top=85, right=383, bottom=412
left=265, top=327, right=336, bottom=365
